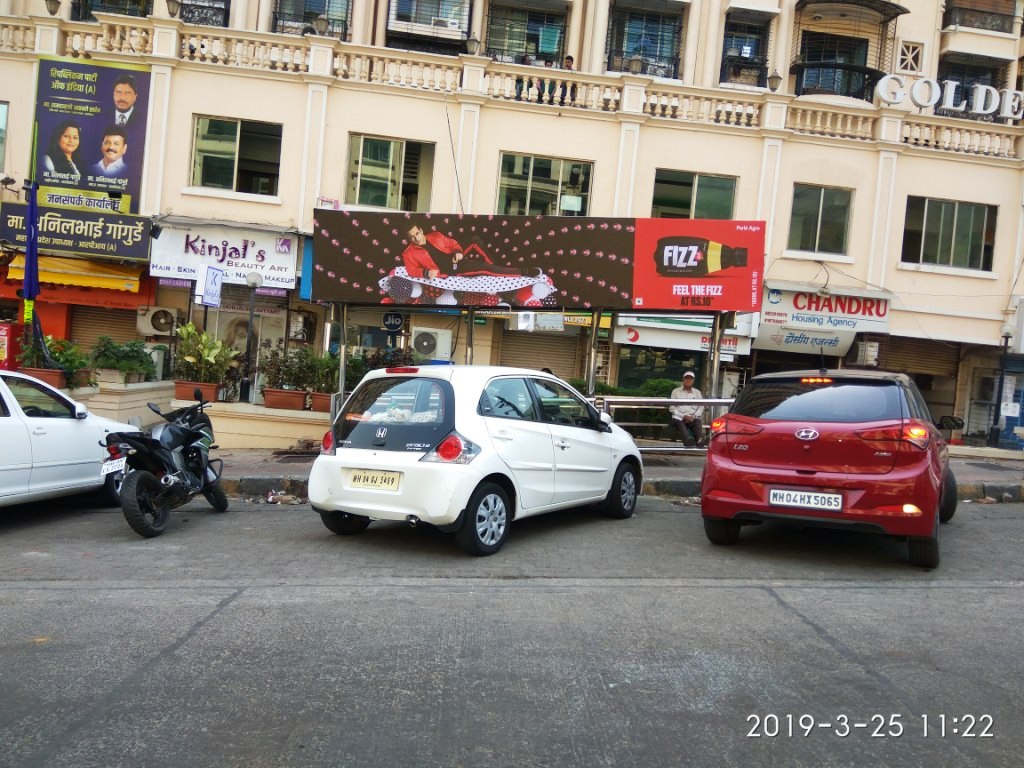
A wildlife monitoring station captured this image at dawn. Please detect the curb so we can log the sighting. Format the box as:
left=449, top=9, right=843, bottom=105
left=222, top=477, right=1024, bottom=504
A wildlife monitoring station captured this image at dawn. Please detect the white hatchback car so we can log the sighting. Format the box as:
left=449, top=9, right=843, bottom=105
left=308, top=365, right=643, bottom=555
left=0, top=370, right=137, bottom=508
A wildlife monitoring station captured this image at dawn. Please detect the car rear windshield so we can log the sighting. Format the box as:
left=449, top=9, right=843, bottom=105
left=336, top=376, right=454, bottom=450
left=731, top=379, right=907, bottom=423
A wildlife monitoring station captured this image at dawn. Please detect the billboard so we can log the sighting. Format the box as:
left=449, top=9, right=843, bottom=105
left=310, top=212, right=764, bottom=312
left=0, top=202, right=151, bottom=262
left=33, top=58, right=151, bottom=214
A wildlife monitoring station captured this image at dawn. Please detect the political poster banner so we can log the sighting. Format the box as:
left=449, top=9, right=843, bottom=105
left=33, top=57, right=151, bottom=215
left=310, top=211, right=764, bottom=313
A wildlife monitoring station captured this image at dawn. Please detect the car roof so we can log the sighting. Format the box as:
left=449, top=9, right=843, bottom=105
left=748, top=368, right=914, bottom=385
left=364, top=364, right=558, bottom=382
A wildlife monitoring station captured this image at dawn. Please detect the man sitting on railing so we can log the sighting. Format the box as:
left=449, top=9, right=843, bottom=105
left=669, top=371, right=705, bottom=447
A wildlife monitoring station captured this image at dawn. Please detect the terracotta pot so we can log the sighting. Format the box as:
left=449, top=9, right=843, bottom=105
left=175, top=380, right=219, bottom=402
left=310, top=392, right=334, bottom=412
left=263, top=387, right=307, bottom=410
left=20, top=367, right=67, bottom=389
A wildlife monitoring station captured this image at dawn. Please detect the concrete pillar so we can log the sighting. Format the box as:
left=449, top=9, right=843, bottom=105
left=567, top=0, right=583, bottom=65
left=257, top=0, right=274, bottom=34
left=587, top=0, right=610, bottom=74
left=700, top=0, right=723, bottom=89
left=773, top=1, right=794, bottom=91
left=681, top=0, right=702, bottom=85
left=348, top=0, right=368, bottom=44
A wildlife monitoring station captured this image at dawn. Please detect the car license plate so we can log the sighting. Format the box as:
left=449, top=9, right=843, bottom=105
left=101, top=457, right=126, bottom=476
left=769, top=488, right=842, bottom=511
left=349, top=469, right=401, bottom=491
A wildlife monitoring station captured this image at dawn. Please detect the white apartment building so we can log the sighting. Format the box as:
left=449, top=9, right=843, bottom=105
left=0, top=0, right=1022, bottom=446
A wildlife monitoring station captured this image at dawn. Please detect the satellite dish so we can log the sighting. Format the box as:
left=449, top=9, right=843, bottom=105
left=413, top=331, right=438, bottom=356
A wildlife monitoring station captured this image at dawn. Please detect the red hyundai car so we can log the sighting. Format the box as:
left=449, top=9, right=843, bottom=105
left=700, top=370, right=962, bottom=568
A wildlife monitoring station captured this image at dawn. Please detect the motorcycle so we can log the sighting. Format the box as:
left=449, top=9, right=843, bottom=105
left=103, top=387, right=228, bottom=538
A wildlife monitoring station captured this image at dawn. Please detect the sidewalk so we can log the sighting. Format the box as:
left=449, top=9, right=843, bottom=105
left=217, top=443, right=1024, bottom=504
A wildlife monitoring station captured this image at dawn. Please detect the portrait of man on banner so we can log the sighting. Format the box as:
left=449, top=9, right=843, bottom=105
left=33, top=58, right=151, bottom=214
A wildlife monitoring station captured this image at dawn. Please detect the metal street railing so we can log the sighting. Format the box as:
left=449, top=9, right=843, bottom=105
left=591, top=395, right=734, bottom=454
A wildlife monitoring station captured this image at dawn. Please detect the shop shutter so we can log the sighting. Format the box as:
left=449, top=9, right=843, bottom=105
left=874, top=336, right=961, bottom=378
left=70, top=306, right=139, bottom=349
left=499, top=330, right=580, bottom=378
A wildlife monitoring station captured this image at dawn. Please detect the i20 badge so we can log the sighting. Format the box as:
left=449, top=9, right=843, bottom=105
left=795, top=428, right=819, bottom=441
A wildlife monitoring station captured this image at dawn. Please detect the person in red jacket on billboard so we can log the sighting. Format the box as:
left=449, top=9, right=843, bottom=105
left=402, top=225, right=519, bottom=278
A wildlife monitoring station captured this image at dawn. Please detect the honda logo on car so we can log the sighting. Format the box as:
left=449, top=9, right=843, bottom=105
left=795, top=428, right=819, bottom=441
left=375, top=427, right=388, bottom=439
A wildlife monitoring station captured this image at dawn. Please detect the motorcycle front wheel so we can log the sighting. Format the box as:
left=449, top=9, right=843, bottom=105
left=203, top=482, right=229, bottom=513
left=122, top=470, right=171, bottom=538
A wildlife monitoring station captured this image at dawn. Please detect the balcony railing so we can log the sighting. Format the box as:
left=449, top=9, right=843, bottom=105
left=2, top=14, right=1020, bottom=163
left=720, top=55, right=767, bottom=88
left=607, top=50, right=678, bottom=79
left=791, top=61, right=884, bottom=103
left=942, top=7, right=1015, bottom=33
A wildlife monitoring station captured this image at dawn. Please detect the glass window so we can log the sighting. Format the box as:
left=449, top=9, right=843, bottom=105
left=652, top=170, right=736, bottom=219
left=480, top=377, right=536, bottom=420
left=721, top=14, right=770, bottom=87
left=798, top=32, right=869, bottom=99
left=486, top=6, right=566, bottom=65
left=732, top=379, right=905, bottom=423
left=0, top=102, right=8, bottom=174
left=346, top=134, right=434, bottom=211
left=274, top=0, right=350, bottom=36
left=787, top=183, right=851, bottom=255
left=901, top=196, right=995, bottom=271
left=531, top=377, right=593, bottom=427
left=192, top=117, right=282, bottom=196
left=606, top=8, right=682, bottom=78
left=1, top=376, right=75, bottom=419
left=497, top=153, right=592, bottom=217
left=336, top=376, right=452, bottom=450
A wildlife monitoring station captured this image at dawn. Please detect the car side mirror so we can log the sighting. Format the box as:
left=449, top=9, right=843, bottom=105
left=73, top=402, right=88, bottom=419
left=938, top=415, right=964, bottom=430
left=598, top=411, right=613, bottom=431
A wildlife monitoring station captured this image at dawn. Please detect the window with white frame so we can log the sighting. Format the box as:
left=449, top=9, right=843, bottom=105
left=787, top=183, right=851, bottom=255
left=652, top=170, right=735, bottom=219
left=901, top=196, right=995, bottom=271
left=0, top=102, right=7, bottom=172
left=497, top=153, right=592, bottom=217
left=346, top=134, right=435, bottom=211
left=191, top=117, right=282, bottom=196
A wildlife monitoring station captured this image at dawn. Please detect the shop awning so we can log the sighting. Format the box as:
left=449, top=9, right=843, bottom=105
left=9, top=255, right=142, bottom=293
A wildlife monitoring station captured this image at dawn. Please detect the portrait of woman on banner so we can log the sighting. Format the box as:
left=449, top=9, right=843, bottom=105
left=42, top=119, right=85, bottom=184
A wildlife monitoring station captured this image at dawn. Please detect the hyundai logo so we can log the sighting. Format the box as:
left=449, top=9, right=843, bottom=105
left=375, top=427, right=388, bottom=439
left=795, top=428, right=819, bottom=441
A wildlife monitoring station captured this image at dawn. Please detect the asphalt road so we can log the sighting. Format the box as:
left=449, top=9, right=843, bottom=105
left=1, top=495, right=1022, bottom=768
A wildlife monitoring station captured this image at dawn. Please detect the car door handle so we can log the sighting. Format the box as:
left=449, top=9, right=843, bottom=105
left=492, top=431, right=515, bottom=442
left=32, top=428, right=47, bottom=436
left=554, top=440, right=570, bottom=451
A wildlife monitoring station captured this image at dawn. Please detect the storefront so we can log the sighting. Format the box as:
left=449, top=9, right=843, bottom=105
left=614, top=313, right=755, bottom=394
left=752, top=281, right=892, bottom=374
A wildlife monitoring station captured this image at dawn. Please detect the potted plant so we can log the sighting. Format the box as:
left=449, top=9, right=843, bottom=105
left=258, top=339, right=307, bottom=409
left=307, top=350, right=341, bottom=412
left=18, top=334, right=92, bottom=389
left=91, top=336, right=157, bottom=384
left=172, top=322, right=239, bottom=401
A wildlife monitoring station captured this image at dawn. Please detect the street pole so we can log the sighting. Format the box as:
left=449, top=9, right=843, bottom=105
left=987, top=325, right=1014, bottom=447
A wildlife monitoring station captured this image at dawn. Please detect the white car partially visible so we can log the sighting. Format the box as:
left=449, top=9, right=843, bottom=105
left=0, top=370, right=137, bottom=508
left=308, top=365, right=643, bottom=555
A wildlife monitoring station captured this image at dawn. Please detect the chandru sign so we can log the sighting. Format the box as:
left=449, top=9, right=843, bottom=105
left=875, top=74, right=1024, bottom=120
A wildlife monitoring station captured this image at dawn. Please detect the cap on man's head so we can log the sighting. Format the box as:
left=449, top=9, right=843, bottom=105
left=683, top=371, right=696, bottom=379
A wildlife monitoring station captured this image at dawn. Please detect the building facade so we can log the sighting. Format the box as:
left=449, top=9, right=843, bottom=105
left=0, top=0, right=1022, bottom=444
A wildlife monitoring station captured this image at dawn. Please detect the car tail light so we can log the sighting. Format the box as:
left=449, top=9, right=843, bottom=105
left=385, top=367, right=419, bottom=374
left=421, top=431, right=480, bottom=464
left=709, top=416, right=763, bottom=439
left=856, top=421, right=930, bottom=450
left=321, top=429, right=335, bottom=455
left=800, top=377, right=833, bottom=385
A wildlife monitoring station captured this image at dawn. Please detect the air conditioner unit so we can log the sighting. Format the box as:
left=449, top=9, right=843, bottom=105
left=137, top=307, right=179, bottom=336
left=431, top=16, right=450, bottom=27
left=411, top=327, right=453, bottom=360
